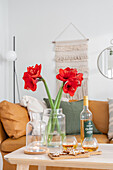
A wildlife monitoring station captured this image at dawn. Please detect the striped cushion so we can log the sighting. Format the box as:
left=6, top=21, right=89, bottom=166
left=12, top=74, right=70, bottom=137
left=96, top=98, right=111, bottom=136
left=108, top=99, right=113, bottom=139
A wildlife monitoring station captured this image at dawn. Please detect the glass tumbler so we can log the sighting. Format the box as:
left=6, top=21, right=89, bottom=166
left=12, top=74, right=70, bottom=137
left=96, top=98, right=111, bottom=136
left=62, top=136, right=78, bottom=150
left=82, top=137, right=98, bottom=151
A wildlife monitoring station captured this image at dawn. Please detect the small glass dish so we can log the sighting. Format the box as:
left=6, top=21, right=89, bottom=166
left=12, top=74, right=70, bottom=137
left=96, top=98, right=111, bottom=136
left=24, top=141, right=49, bottom=155
left=62, top=136, right=78, bottom=150
left=82, top=137, right=98, bottom=152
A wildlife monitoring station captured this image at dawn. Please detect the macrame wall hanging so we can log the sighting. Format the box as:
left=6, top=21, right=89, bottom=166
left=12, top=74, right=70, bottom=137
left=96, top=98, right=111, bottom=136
left=53, top=23, right=89, bottom=100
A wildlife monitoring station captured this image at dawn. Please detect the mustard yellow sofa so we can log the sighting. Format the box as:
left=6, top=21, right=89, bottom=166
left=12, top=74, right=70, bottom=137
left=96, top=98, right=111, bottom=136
left=0, top=100, right=113, bottom=170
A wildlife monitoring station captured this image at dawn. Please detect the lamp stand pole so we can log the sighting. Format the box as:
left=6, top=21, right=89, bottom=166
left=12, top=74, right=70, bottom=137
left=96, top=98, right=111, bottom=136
left=13, top=36, right=16, bottom=103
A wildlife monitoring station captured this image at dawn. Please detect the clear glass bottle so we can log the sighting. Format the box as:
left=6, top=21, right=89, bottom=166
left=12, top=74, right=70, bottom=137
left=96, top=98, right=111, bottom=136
left=43, top=108, right=65, bottom=148
left=80, top=96, right=93, bottom=144
left=26, top=112, right=46, bottom=153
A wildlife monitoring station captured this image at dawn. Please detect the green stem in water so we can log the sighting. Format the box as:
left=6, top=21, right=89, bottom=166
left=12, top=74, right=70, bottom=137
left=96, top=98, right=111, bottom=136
left=51, top=83, right=64, bottom=133
left=41, top=78, right=55, bottom=143
left=47, top=82, right=64, bottom=134
left=41, top=78, right=65, bottom=144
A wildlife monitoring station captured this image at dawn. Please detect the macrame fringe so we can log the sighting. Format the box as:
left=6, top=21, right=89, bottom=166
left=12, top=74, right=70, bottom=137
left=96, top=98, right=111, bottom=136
left=54, top=39, right=88, bottom=100
left=55, top=55, right=88, bottom=62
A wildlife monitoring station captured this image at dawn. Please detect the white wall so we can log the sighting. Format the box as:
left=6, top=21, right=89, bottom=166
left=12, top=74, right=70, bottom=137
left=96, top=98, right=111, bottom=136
left=2, top=0, right=113, bottom=102
left=0, top=0, right=9, bottom=169
left=0, top=0, right=9, bottom=102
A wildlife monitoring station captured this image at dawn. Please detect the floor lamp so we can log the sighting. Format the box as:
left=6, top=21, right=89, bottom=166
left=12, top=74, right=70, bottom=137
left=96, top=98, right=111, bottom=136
left=7, top=36, right=20, bottom=103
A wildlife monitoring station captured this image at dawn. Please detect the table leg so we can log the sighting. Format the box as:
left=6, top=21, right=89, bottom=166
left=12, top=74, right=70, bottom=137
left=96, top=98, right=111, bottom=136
left=38, top=165, right=46, bottom=170
left=16, top=164, right=29, bottom=170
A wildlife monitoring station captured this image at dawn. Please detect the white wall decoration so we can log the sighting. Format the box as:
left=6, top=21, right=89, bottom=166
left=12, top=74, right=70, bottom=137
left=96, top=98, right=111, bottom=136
left=53, top=25, right=88, bottom=100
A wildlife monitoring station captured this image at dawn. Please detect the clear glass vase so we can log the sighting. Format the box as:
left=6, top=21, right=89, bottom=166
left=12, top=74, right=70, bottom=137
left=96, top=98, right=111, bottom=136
left=43, top=108, right=65, bottom=148
left=26, top=112, right=46, bottom=153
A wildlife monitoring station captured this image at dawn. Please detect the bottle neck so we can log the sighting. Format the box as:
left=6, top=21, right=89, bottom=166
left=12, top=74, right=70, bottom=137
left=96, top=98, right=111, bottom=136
left=83, top=96, right=88, bottom=111
left=83, top=105, right=88, bottom=110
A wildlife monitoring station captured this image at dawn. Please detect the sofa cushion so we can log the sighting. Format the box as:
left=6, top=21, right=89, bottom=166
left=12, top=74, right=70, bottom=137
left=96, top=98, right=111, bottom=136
left=0, top=100, right=29, bottom=139
left=108, top=99, right=113, bottom=140
left=89, top=100, right=109, bottom=134
left=0, top=121, right=7, bottom=149
left=1, top=135, right=26, bottom=152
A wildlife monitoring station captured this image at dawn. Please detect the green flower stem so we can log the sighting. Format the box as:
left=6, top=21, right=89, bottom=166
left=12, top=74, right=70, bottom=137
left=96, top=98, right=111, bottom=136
left=42, top=78, right=65, bottom=145
left=42, top=78, right=54, bottom=109
left=42, top=78, right=55, bottom=143
left=54, top=83, right=64, bottom=109
left=56, top=83, right=64, bottom=109
left=47, top=85, right=64, bottom=144
left=51, top=83, right=64, bottom=133
left=46, top=109, right=53, bottom=136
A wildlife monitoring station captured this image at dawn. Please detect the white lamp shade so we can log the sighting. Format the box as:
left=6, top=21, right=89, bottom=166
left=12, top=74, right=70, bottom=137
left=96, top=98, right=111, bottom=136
left=7, top=51, right=17, bottom=61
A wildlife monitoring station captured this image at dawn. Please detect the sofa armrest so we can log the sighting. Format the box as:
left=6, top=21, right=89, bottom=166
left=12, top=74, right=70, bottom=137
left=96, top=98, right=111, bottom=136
left=0, top=121, right=7, bottom=144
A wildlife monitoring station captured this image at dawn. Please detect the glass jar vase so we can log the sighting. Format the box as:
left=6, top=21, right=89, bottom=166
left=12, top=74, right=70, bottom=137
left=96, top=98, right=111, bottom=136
left=26, top=112, right=46, bottom=153
left=43, top=108, right=65, bottom=148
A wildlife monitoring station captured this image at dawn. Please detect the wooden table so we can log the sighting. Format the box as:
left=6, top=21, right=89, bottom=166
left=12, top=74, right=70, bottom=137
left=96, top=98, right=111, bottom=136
left=4, top=144, right=113, bottom=170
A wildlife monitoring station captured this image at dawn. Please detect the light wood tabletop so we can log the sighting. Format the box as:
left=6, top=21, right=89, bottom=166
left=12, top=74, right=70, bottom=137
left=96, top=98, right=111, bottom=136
left=4, top=144, right=113, bottom=170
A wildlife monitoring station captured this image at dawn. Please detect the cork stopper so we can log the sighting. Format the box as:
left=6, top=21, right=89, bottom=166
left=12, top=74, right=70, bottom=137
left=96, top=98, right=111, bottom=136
left=83, top=96, right=88, bottom=106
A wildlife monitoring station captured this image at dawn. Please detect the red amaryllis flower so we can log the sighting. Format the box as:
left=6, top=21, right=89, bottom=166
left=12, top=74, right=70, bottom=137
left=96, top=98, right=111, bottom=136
left=56, top=67, right=77, bottom=82
left=76, top=73, right=83, bottom=86
left=63, top=80, right=78, bottom=96
left=23, top=72, right=37, bottom=91
left=27, top=64, right=42, bottom=79
left=70, top=73, right=83, bottom=86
